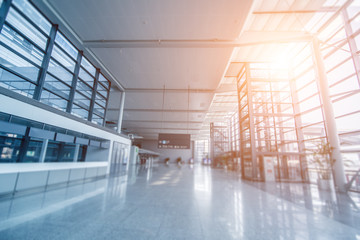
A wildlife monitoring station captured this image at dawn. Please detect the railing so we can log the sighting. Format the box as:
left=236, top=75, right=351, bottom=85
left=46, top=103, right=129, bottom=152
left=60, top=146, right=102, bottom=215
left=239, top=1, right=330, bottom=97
left=307, top=168, right=360, bottom=192
left=345, top=170, right=360, bottom=192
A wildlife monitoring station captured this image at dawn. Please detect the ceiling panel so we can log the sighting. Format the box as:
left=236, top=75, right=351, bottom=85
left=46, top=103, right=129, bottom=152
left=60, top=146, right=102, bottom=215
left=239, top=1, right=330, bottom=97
left=91, top=47, right=234, bottom=89
left=48, top=0, right=254, bottom=40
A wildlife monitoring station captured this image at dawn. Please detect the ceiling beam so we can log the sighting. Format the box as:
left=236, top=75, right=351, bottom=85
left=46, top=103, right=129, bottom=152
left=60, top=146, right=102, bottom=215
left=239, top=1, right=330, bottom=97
left=124, top=108, right=207, bottom=113
left=125, top=84, right=236, bottom=93
left=83, top=32, right=312, bottom=48
left=123, top=120, right=203, bottom=124
left=252, top=7, right=339, bottom=14
left=125, top=127, right=201, bottom=131
left=125, top=88, right=215, bottom=93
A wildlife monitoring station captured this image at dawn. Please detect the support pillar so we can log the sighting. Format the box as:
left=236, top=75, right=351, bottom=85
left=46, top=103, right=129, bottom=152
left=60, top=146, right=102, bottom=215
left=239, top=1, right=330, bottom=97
left=312, top=37, right=346, bottom=192
left=245, top=63, right=258, bottom=179
left=0, top=0, right=12, bottom=33
left=39, top=139, right=49, bottom=163
left=73, top=143, right=80, bottom=162
left=117, top=91, right=125, bottom=134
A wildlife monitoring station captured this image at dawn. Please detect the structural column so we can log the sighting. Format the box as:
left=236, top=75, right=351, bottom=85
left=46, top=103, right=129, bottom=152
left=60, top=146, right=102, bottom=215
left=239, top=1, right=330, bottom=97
left=0, top=0, right=12, bottom=33
left=312, top=37, right=346, bottom=192
left=39, top=139, right=49, bottom=163
left=289, top=78, right=308, bottom=181
left=245, top=63, right=258, bottom=179
left=73, top=144, right=80, bottom=162
left=117, top=91, right=125, bottom=134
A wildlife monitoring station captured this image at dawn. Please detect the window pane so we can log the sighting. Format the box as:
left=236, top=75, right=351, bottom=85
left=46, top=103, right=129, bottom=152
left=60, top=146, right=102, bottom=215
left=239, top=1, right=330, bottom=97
left=93, top=102, right=105, bottom=116
left=76, top=79, right=92, bottom=98
left=78, top=67, right=94, bottom=86
left=333, top=92, right=360, bottom=117
left=297, top=81, right=318, bottom=102
left=96, top=84, right=108, bottom=99
left=95, top=93, right=106, bottom=107
left=300, top=108, right=324, bottom=125
left=51, top=45, right=76, bottom=72
left=72, top=104, right=89, bottom=120
left=327, top=58, right=356, bottom=85
left=336, top=112, right=360, bottom=132
left=354, top=33, right=360, bottom=50
left=47, top=58, right=73, bottom=85
left=98, top=73, right=110, bottom=89
left=0, top=67, right=35, bottom=97
left=74, top=91, right=91, bottom=110
left=0, top=44, right=39, bottom=81
left=0, top=24, right=44, bottom=66
left=350, top=14, right=360, bottom=33
left=45, top=141, right=59, bottom=162
left=91, top=115, right=103, bottom=125
left=40, top=89, right=68, bottom=111
left=80, top=57, right=96, bottom=76
left=0, top=133, right=22, bottom=163
left=6, top=8, right=47, bottom=50
left=44, top=73, right=71, bottom=100
left=55, top=32, right=78, bottom=60
left=13, top=0, right=52, bottom=35
left=23, top=139, right=42, bottom=162
left=324, top=50, right=351, bottom=72
left=330, top=75, right=359, bottom=97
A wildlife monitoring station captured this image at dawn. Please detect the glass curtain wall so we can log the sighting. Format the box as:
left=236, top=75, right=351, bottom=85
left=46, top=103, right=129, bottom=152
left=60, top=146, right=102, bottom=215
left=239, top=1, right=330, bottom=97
left=235, top=1, right=360, bottom=191
left=238, top=64, right=303, bottom=181
left=0, top=0, right=111, bottom=126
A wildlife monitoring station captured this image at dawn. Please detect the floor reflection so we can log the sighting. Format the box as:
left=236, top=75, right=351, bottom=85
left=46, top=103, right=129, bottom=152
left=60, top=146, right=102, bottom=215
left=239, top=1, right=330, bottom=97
left=0, top=164, right=359, bottom=240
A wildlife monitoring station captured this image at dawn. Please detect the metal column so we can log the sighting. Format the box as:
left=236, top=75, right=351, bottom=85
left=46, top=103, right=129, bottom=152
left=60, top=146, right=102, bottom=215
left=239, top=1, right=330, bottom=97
left=117, top=91, right=125, bottom=134
left=39, top=139, right=49, bottom=163
left=312, top=37, right=346, bottom=192
left=0, top=0, right=12, bottom=33
left=245, top=63, right=258, bottom=179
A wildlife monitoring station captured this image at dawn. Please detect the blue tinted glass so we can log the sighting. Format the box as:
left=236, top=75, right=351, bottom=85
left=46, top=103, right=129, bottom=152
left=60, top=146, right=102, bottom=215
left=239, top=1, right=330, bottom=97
left=72, top=104, right=89, bottom=120
left=55, top=32, right=78, bottom=60
left=51, top=45, right=75, bottom=72
left=13, top=0, right=52, bottom=35
left=0, top=45, right=39, bottom=82
left=23, top=139, right=42, bottom=162
left=0, top=24, right=44, bottom=66
left=7, top=8, right=47, bottom=50
left=80, top=57, right=96, bottom=76
left=96, top=84, right=108, bottom=98
left=47, top=58, right=73, bottom=85
left=74, top=91, right=91, bottom=110
left=0, top=134, right=22, bottom=163
left=93, top=103, right=105, bottom=116
left=78, top=68, right=94, bottom=86
left=95, top=93, right=106, bottom=107
left=76, top=80, right=92, bottom=98
left=91, top=115, right=103, bottom=125
left=44, top=74, right=71, bottom=99
left=40, top=89, right=68, bottom=111
left=45, top=141, right=60, bottom=162
left=98, top=73, right=110, bottom=89
left=0, top=67, right=35, bottom=97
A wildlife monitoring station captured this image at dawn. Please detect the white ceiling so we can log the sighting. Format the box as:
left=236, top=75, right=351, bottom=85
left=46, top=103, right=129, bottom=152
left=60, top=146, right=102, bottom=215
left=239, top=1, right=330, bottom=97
left=33, top=0, right=339, bottom=141
left=34, top=0, right=254, bottom=140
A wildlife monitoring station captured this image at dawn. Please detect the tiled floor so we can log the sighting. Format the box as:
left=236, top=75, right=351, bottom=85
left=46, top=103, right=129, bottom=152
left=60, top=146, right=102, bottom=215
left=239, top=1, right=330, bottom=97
left=0, top=163, right=359, bottom=240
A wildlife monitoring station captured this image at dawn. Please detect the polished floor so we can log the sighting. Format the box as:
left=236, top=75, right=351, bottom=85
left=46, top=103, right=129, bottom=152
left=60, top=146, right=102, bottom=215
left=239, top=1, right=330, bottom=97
left=0, top=163, right=360, bottom=240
